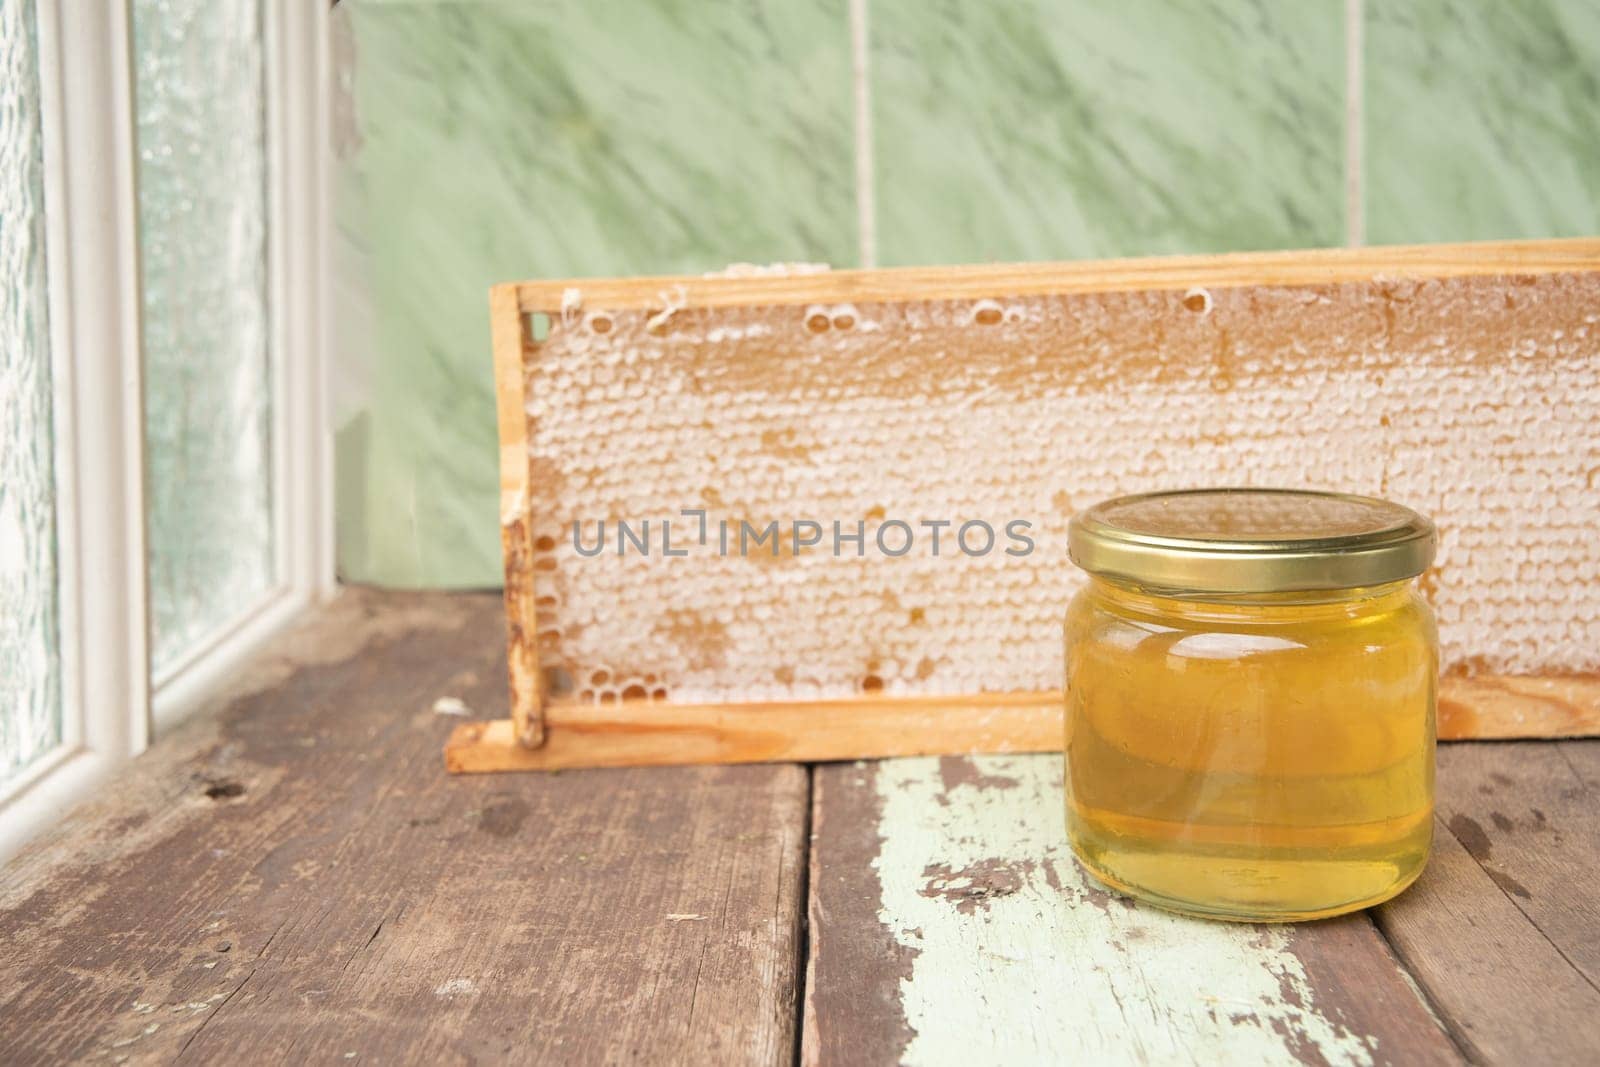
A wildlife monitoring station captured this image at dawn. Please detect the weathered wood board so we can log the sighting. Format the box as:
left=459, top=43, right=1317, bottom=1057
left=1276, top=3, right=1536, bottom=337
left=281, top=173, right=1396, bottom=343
left=0, top=591, right=807, bottom=1065
left=805, top=755, right=1460, bottom=1066
left=808, top=746, right=1600, bottom=1066
left=5, top=590, right=1600, bottom=1065
left=463, top=238, right=1600, bottom=771
left=1373, top=740, right=1600, bottom=1063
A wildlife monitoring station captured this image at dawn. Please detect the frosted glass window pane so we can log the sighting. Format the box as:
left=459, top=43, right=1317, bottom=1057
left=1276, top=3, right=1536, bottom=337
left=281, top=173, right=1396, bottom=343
left=134, top=0, right=273, bottom=674
left=0, top=0, right=61, bottom=780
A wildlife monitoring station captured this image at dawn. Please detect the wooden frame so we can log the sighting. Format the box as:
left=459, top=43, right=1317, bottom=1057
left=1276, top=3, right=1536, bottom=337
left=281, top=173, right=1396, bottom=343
left=447, top=239, right=1600, bottom=774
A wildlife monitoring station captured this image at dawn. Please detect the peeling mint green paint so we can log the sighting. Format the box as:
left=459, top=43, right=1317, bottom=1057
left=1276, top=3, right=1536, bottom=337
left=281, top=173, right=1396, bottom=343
left=871, top=0, right=1346, bottom=265
left=334, top=0, right=854, bottom=586
left=1366, top=0, right=1600, bottom=245
left=872, top=755, right=1378, bottom=1066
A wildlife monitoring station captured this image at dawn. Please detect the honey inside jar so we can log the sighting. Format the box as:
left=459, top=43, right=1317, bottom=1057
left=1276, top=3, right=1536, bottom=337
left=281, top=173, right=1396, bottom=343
left=1063, top=489, right=1438, bottom=922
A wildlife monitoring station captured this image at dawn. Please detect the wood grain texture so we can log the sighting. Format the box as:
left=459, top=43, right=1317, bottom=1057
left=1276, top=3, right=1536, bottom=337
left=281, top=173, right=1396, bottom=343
left=445, top=694, right=1061, bottom=772
left=513, top=237, right=1600, bottom=311
left=1437, top=674, right=1600, bottom=740
left=1374, top=740, right=1600, bottom=1063
left=804, top=761, right=917, bottom=1067
left=446, top=673, right=1600, bottom=772
left=490, top=284, right=543, bottom=747
left=0, top=590, right=807, bottom=1066
left=1434, top=742, right=1600, bottom=986
left=805, top=755, right=1458, bottom=1066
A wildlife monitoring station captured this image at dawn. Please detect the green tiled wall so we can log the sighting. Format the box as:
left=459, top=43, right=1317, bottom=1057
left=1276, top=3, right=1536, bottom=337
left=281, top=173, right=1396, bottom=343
left=334, top=0, right=854, bottom=587
left=872, top=0, right=1345, bottom=264
left=334, top=0, right=1600, bottom=588
left=1365, top=0, right=1600, bottom=244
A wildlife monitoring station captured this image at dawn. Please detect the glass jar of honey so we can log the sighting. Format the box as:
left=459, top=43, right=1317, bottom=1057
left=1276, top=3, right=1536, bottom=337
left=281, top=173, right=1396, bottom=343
left=1063, top=488, right=1438, bottom=921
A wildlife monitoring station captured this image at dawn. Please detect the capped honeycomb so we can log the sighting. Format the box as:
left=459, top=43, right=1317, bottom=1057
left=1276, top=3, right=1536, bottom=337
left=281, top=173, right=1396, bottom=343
left=514, top=271, right=1600, bottom=707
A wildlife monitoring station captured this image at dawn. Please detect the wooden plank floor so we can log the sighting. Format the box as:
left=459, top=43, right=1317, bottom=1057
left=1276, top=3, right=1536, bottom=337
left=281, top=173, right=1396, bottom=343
left=0, top=591, right=807, bottom=1065
left=1373, top=742, right=1600, bottom=1064
left=2, top=590, right=1596, bottom=1065
left=808, top=749, right=1600, bottom=1065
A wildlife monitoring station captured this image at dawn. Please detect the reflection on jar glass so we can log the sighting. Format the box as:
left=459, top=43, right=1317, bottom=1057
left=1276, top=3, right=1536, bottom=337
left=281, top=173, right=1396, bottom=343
left=1063, top=488, right=1438, bottom=922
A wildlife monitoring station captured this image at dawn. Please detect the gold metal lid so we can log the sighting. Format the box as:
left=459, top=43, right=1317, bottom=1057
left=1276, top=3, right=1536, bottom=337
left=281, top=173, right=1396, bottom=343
left=1067, top=488, right=1436, bottom=593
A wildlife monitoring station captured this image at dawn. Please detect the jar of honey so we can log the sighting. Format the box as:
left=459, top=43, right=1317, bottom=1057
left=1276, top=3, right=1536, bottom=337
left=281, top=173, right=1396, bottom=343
left=1063, top=488, right=1438, bottom=921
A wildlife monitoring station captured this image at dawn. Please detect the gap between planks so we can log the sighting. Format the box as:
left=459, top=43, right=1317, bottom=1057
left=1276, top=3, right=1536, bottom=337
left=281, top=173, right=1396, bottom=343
left=793, top=764, right=817, bottom=1067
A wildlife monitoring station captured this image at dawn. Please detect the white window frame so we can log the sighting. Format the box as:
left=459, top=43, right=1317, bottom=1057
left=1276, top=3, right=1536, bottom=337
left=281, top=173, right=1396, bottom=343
left=0, top=1, right=147, bottom=861
left=150, top=1, right=336, bottom=727
left=0, top=1, right=333, bottom=861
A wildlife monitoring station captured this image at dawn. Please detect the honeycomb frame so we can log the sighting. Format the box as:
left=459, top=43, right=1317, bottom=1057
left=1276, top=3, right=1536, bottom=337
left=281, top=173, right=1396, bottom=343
left=448, top=239, right=1600, bottom=772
